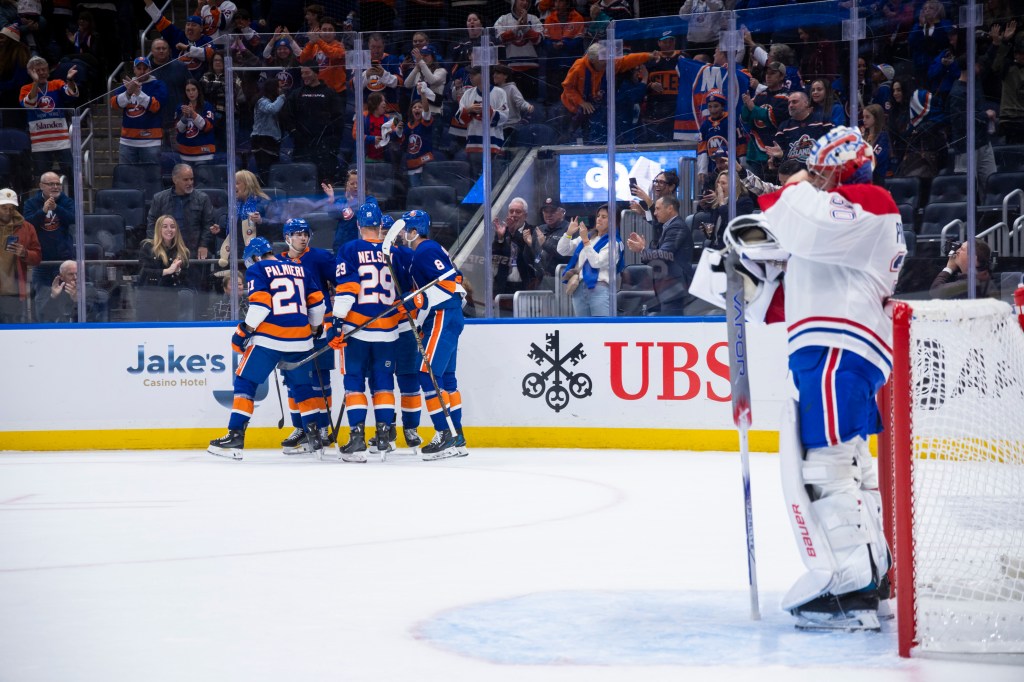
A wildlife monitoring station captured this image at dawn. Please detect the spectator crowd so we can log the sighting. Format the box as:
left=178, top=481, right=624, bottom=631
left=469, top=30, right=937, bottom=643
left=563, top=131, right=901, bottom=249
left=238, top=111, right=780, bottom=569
left=0, top=0, right=1021, bottom=322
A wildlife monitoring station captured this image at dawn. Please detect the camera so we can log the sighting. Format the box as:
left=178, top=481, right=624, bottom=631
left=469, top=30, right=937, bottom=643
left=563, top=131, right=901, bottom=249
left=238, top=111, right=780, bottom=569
left=945, top=239, right=962, bottom=257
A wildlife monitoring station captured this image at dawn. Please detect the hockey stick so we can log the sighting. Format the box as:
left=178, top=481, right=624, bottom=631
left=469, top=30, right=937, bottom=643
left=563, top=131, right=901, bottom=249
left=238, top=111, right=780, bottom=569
left=276, top=270, right=454, bottom=371
left=311, top=361, right=338, bottom=447
left=380, top=222, right=459, bottom=437
left=272, top=369, right=285, bottom=429
left=724, top=249, right=761, bottom=621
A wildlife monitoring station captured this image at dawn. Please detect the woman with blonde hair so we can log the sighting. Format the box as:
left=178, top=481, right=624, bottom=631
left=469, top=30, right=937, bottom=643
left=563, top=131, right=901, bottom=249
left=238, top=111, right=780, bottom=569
left=234, top=169, right=270, bottom=243
left=138, top=215, right=192, bottom=288
left=704, top=169, right=755, bottom=249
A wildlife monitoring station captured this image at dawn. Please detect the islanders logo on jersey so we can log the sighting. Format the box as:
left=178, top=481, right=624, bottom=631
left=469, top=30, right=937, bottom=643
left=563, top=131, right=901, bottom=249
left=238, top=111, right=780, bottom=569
left=36, top=94, right=56, bottom=114
left=315, top=50, right=328, bottom=67
left=275, top=70, right=294, bottom=91
left=366, top=72, right=388, bottom=92
left=125, top=100, right=148, bottom=118
left=43, top=212, right=62, bottom=232
left=184, top=120, right=200, bottom=138
left=407, top=133, right=423, bottom=155
left=178, top=53, right=202, bottom=71
left=788, top=134, right=817, bottom=162
left=341, top=207, right=354, bottom=221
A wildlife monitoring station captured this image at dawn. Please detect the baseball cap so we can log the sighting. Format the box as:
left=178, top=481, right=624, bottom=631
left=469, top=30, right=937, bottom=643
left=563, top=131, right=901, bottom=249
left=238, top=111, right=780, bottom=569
left=659, top=29, right=675, bottom=41
left=711, top=145, right=730, bottom=159
left=765, top=61, right=786, bottom=76
left=874, top=63, right=895, bottom=81
left=0, top=188, right=18, bottom=206
left=540, top=197, right=562, bottom=211
left=420, top=44, right=437, bottom=58
left=186, top=15, right=203, bottom=25
left=273, top=38, right=290, bottom=49
left=134, top=56, right=151, bottom=68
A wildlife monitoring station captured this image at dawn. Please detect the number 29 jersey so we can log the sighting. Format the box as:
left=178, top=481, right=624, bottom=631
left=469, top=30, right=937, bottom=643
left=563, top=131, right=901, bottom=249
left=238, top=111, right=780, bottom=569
left=334, top=237, right=401, bottom=343
left=245, top=257, right=326, bottom=352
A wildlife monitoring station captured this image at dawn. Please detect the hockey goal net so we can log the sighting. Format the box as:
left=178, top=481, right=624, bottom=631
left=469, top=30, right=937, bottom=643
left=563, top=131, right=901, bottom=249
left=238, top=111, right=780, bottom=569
left=878, top=298, right=1024, bottom=659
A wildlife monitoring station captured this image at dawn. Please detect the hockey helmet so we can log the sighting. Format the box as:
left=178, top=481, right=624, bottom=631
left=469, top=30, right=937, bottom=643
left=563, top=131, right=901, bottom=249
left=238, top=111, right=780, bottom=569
left=723, top=213, right=789, bottom=263
left=243, top=236, right=274, bottom=267
left=401, top=209, right=431, bottom=238
left=807, top=125, right=874, bottom=186
left=357, top=197, right=383, bottom=228
left=381, top=214, right=395, bottom=229
left=283, top=217, right=311, bottom=238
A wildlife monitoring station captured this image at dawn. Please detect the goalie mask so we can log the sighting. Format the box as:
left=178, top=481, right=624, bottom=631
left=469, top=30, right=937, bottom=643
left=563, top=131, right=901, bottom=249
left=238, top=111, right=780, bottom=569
left=807, top=126, right=874, bottom=187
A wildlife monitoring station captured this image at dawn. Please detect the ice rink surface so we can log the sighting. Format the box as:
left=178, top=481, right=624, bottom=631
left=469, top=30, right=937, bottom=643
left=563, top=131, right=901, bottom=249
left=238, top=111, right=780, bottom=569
left=1, top=447, right=1021, bottom=682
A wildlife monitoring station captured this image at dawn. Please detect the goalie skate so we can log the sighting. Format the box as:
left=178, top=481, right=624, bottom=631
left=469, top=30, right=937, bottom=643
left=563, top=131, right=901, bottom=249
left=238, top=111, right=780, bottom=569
left=791, top=592, right=882, bottom=633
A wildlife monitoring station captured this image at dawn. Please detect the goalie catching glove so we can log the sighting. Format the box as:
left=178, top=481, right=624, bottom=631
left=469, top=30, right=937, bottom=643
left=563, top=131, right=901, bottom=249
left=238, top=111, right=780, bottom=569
left=690, top=214, right=789, bottom=323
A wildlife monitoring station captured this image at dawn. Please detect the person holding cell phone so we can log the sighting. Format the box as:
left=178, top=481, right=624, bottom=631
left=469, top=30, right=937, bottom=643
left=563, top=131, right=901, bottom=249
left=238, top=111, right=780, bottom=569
left=0, top=188, right=42, bottom=324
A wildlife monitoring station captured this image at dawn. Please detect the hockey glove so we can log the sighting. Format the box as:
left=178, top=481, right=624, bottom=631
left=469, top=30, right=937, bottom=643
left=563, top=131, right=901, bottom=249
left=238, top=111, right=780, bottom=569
left=326, top=323, right=346, bottom=350
left=231, top=324, right=252, bottom=353
left=409, top=292, right=425, bottom=310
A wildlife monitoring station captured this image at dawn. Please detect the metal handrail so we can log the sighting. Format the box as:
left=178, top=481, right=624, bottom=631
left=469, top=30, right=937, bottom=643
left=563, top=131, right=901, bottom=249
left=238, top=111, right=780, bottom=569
left=105, top=61, right=125, bottom=163
left=1011, top=215, right=1024, bottom=258
left=938, top=219, right=966, bottom=255
left=139, top=0, right=174, bottom=57
left=1003, top=188, right=1023, bottom=231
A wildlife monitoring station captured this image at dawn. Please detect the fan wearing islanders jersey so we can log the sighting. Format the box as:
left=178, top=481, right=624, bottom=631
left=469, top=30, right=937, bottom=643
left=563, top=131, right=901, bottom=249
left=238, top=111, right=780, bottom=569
left=277, top=218, right=337, bottom=455
left=144, top=1, right=215, bottom=78
left=327, top=199, right=401, bottom=463
left=696, top=89, right=747, bottom=190
left=754, top=126, right=905, bottom=632
left=208, top=237, right=326, bottom=461
left=19, top=57, right=79, bottom=180
left=399, top=209, right=469, bottom=461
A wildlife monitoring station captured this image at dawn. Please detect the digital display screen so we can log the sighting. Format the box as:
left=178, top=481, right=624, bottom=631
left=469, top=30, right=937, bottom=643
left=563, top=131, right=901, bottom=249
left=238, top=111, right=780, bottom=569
left=557, top=149, right=697, bottom=203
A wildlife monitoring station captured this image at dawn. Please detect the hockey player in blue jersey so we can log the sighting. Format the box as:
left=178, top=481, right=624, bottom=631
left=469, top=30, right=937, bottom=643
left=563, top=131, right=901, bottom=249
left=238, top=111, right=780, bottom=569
left=208, top=237, right=327, bottom=460
left=278, top=218, right=338, bottom=454
left=398, top=209, right=468, bottom=461
left=327, top=199, right=400, bottom=462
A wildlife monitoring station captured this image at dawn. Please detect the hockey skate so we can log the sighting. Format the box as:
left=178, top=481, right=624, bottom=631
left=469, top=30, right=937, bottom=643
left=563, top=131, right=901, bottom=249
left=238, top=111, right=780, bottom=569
left=208, top=427, right=245, bottom=460
left=403, top=427, right=422, bottom=449
left=281, top=427, right=305, bottom=449
left=368, top=423, right=396, bottom=458
left=420, top=430, right=461, bottom=461
left=320, top=427, right=336, bottom=447
left=303, top=424, right=324, bottom=460
left=452, top=431, right=469, bottom=457
left=791, top=591, right=882, bottom=632
left=340, top=424, right=368, bottom=463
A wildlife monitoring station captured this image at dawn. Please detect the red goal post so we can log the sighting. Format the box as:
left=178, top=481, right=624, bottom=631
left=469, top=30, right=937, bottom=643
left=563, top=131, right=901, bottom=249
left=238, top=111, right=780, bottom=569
left=878, top=298, right=1024, bottom=661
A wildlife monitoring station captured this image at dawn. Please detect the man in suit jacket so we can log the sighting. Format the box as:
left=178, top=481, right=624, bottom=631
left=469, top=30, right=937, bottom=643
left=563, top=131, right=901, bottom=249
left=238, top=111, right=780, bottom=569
left=626, top=195, right=693, bottom=316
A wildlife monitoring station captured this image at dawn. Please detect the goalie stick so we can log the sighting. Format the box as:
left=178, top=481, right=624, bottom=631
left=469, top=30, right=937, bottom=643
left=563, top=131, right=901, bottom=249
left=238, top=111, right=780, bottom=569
left=380, top=219, right=459, bottom=436
left=276, top=268, right=454, bottom=371
left=724, top=249, right=761, bottom=621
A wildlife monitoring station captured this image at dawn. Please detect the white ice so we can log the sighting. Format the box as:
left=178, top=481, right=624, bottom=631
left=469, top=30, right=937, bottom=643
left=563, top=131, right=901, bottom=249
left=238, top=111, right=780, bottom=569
left=0, top=447, right=1020, bottom=682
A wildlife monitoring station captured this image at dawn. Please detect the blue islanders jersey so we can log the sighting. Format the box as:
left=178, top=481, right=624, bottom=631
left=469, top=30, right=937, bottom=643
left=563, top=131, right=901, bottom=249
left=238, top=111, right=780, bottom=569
left=282, top=246, right=336, bottom=319
left=409, top=240, right=465, bottom=312
left=245, top=257, right=326, bottom=352
left=335, top=238, right=401, bottom=342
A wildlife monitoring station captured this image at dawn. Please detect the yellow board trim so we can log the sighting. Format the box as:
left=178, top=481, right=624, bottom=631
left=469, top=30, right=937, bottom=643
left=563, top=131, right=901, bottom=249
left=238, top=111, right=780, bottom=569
left=1, top=429, right=882, bottom=455
left=2, top=428, right=779, bottom=453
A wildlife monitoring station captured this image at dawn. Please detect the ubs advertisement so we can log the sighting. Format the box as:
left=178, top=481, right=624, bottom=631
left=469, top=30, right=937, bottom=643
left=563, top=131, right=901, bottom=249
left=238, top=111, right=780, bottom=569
left=0, top=320, right=788, bottom=435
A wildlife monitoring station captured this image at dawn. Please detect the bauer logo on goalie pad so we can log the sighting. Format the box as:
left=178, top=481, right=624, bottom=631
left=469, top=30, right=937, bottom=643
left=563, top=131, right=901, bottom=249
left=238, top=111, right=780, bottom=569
left=523, top=330, right=593, bottom=413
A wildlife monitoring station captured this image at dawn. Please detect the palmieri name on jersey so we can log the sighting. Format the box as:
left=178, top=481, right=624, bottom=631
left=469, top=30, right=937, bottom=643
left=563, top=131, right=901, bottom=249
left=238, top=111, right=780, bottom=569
left=261, top=263, right=308, bottom=278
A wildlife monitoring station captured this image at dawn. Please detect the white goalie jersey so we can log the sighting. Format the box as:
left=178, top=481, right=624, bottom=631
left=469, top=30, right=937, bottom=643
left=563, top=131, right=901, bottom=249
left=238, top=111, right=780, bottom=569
left=759, top=181, right=907, bottom=378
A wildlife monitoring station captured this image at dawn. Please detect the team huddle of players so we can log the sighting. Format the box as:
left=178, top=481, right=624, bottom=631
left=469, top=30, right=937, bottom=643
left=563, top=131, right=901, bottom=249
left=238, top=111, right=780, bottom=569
left=207, top=198, right=468, bottom=463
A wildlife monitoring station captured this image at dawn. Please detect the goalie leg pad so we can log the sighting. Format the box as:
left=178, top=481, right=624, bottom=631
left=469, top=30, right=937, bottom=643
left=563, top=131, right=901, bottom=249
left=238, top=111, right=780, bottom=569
left=855, top=438, right=893, bottom=581
left=780, top=399, right=879, bottom=611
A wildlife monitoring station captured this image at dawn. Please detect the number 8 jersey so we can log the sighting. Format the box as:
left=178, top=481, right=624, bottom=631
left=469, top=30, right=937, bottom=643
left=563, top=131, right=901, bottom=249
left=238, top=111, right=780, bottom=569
left=245, top=257, right=326, bottom=352
left=334, top=237, right=401, bottom=342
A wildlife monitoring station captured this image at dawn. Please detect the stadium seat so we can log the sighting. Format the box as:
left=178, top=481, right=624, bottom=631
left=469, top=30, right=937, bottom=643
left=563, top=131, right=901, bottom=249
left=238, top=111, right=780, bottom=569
left=193, top=164, right=228, bottom=189
left=621, top=264, right=654, bottom=290
left=919, top=202, right=967, bottom=242
left=897, top=203, right=917, bottom=232
left=306, top=213, right=336, bottom=252
left=203, top=188, right=228, bottom=214
left=406, top=185, right=460, bottom=243
left=982, top=172, right=1024, bottom=209
left=505, top=123, right=559, bottom=148
left=421, top=161, right=474, bottom=200
left=84, top=213, right=126, bottom=258
left=95, top=189, right=146, bottom=250
left=993, top=145, right=1024, bottom=172
left=885, top=177, right=923, bottom=212
left=618, top=290, right=658, bottom=316
left=903, top=229, right=917, bottom=257
left=928, top=175, right=969, bottom=203
left=112, top=163, right=163, bottom=196
left=0, top=128, right=30, bottom=154
left=268, top=162, right=318, bottom=197
left=366, top=175, right=403, bottom=209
